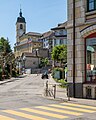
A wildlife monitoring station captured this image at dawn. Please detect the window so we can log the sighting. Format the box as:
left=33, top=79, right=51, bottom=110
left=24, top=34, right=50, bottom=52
left=20, top=24, right=23, bottom=29
left=59, top=30, right=63, bottom=35
left=87, top=0, right=96, bottom=11
left=86, top=38, right=96, bottom=83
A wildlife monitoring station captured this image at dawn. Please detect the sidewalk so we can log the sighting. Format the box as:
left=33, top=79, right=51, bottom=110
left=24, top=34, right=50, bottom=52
left=46, top=74, right=96, bottom=107
left=44, top=74, right=69, bottom=100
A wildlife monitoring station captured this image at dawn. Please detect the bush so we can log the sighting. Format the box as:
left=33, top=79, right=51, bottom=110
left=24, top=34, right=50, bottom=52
left=12, top=70, right=17, bottom=77
left=5, top=70, right=10, bottom=79
left=54, top=78, right=67, bottom=88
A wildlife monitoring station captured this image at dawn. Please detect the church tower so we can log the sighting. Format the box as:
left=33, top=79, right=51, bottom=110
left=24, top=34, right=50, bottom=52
left=16, top=9, right=26, bottom=43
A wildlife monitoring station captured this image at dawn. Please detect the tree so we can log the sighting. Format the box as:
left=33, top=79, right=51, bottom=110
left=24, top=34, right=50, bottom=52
left=0, top=37, right=12, bottom=55
left=40, top=58, right=49, bottom=67
left=52, top=45, right=67, bottom=66
left=0, top=37, right=13, bottom=79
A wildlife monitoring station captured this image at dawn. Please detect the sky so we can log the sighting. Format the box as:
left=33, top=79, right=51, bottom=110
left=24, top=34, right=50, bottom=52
left=0, top=0, right=67, bottom=50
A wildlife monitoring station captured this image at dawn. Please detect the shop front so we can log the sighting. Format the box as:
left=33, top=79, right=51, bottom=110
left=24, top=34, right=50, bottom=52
left=83, top=32, right=96, bottom=99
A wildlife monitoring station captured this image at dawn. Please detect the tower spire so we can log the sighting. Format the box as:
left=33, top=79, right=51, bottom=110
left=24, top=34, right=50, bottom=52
left=19, top=5, right=22, bottom=17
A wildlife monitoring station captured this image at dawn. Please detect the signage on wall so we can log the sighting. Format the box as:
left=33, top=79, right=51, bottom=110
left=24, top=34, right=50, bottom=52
left=86, top=38, right=96, bottom=45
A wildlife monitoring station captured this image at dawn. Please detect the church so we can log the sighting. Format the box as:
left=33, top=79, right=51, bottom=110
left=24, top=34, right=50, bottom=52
left=14, top=9, right=49, bottom=73
left=14, top=9, right=43, bottom=58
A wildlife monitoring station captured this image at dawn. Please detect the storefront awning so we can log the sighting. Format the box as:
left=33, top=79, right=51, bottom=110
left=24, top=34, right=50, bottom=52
left=87, top=46, right=94, bottom=52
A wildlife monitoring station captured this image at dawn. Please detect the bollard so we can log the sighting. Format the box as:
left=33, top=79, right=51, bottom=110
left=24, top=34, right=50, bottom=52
left=46, top=81, right=48, bottom=96
left=53, top=84, right=56, bottom=99
left=67, top=84, right=70, bottom=101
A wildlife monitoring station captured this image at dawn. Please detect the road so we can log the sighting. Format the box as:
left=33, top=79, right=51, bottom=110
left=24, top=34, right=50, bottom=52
left=0, top=74, right=60, bottom=110
left=0, top=74, right=96, bottom=120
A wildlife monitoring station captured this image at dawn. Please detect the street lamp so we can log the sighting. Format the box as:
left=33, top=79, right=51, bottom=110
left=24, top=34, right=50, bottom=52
left=36, top=49, right=39, bottom=68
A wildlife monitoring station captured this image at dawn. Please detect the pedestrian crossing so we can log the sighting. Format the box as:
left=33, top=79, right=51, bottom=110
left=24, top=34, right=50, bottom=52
left=0, top=102, right=96, bottom=120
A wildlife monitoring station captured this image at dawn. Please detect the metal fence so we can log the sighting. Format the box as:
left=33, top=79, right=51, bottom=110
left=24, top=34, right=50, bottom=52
left=44, top=80, right=70, bottom=101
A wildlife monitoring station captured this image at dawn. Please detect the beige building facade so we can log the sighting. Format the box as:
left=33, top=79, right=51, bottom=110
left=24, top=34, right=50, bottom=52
left=14, top=9, right=42, bottom=58
left=67, top=0, right=96, bottom=99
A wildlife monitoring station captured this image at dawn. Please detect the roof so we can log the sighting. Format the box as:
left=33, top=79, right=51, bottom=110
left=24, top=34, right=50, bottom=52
left=16, top=9, right=26, bottom=23
left=19, top=32, right=42, bottom=39
left=25, top=32, right=42, bottom=37
left=51, top=21, right=67, bottom=30
left=22, top=52, right=40, bottom=57
left=41, top=31, right=54, bottom=39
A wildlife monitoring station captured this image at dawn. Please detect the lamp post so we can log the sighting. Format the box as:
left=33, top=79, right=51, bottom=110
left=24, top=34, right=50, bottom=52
left=36, top=49, right=39, bottom=68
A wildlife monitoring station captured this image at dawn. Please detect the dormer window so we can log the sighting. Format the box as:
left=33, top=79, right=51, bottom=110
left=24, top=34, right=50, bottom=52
left=87, top=0, right=96, bottom=12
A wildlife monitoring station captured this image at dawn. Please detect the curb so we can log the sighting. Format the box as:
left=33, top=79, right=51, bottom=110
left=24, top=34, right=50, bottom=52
left=0, top=74, right=27, bottom=85
left=0, top=79, right=15, bottom=85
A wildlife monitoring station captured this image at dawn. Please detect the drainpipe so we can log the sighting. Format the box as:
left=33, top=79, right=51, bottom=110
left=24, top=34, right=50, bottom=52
left=73, top=0, right=75, bottom=98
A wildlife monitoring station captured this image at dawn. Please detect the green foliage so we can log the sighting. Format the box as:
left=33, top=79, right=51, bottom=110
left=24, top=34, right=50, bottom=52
left=54, top=78, right=67, bottom=88
left=0, top=37, right=12, bottom=55
left=12, top=69, right=17, bottom=77
left=39, top=58, right=49, bottom=67
left=52, top=44, right=67, bottom=64
left=0, top=37, right=16, bottom=79
left=53, top=67, right=63, bottom=71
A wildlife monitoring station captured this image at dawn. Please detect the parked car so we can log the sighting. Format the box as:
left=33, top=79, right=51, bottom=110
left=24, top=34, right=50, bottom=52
left=41, top=72, right=48, bottom=79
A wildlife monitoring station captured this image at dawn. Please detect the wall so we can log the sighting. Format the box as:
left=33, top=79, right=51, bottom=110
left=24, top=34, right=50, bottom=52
left=25, top=56, right=39, bottom=69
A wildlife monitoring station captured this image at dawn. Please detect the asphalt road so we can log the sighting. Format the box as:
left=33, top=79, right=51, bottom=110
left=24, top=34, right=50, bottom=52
left=0, top=74, right=96, bottom=120
left=0, top=74, right=60, bottom=110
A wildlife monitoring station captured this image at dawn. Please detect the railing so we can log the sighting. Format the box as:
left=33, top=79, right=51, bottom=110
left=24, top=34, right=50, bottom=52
left=44, top=81, right=70, bottom=101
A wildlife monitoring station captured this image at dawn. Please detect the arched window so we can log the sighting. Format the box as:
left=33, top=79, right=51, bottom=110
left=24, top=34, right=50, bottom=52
left=87, top=0, right=96, bottom=11
left=20, top=24, right=23, bottom=29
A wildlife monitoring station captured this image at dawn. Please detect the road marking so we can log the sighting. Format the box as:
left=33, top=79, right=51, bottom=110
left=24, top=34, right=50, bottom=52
left=2, top=110, right=49, bottom=120
left=21, top=108, right=68, bottom=119
left=61, top=103, right=96, bottom=110
left=49, top=104, right=96, bottom=113
left=1, top=103, right=96, bottom=120
left=0, top=115, right=16, bottom=120
left=36, top=106, right=83, bottom=116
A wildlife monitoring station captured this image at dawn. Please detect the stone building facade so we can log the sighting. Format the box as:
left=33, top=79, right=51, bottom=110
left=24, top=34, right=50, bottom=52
left=67, top=0, right=96, bottom=99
